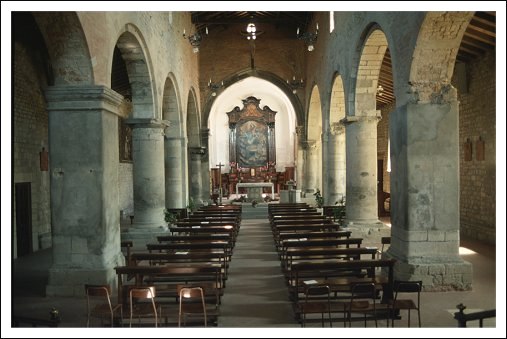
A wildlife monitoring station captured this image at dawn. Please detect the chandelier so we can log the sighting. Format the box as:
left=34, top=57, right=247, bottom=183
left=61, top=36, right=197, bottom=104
left=297, top=23, right=319, bottom=52
left=287, top=76, right=305, bottom=94
left=183, top=26, right=208, bottom=53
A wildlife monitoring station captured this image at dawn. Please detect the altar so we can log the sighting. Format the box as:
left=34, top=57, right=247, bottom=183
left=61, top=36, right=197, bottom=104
left=236, top=182, right=275, bottom=200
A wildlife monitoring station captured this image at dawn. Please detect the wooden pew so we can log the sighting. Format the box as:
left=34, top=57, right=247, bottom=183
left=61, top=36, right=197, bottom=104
left=147, top=242, right=232, bottom=261
left=283, top=247, right=379, bottom=273
left=279, top=238, right=363, bottom=261
left=288, top=259, right=396, bottom=303
left=130, top=251, right=229, bottom=279
left=275, top=230, right=352, bottom=251
left=114, top=264, right=223, bottom=310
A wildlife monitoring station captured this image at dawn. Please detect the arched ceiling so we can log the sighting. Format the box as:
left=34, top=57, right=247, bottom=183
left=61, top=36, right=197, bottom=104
left=208, top=76, right=296, bottom=127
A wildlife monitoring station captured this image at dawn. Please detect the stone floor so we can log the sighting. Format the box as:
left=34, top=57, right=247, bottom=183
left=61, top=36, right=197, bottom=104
left=7, top=204, right=503, bottom=337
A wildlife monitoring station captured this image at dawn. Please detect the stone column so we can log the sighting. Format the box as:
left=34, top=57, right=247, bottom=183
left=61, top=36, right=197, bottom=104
left=189, top=147, right=206, bottom=203
left=164, top=136, right=186, bottom=208
left=328, top=122, right=346, bottom=204
left=295, top=126, right=305, bottom=193
left=45, top=85, right=125, bottom=296
left=387, top=84, right=472, bottom=290
left=344, top=115, right=381, bottom=225
left=200, top=129, right=211, bottom=203
left=303, top=140, right=317, bottom=194
left=322, top=130, right=330, bottom=203
left=122, top=118, right=169, bottom=250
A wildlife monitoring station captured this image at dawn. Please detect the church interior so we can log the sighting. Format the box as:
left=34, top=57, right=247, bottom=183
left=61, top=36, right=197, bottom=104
left=5, top=5, right=504, bottom=335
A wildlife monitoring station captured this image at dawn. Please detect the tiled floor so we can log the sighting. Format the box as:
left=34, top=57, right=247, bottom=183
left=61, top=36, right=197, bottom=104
left=7, top=206, right=502, bottom=337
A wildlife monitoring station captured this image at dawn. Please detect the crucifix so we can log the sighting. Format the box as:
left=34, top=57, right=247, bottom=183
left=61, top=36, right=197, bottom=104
left=217, top=162, right=224, bottom=204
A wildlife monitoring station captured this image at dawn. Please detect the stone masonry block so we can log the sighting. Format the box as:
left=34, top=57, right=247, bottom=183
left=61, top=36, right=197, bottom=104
left=428, top=264, right=445, bottom=275
left=71, top=236, right=88, bottom=254
left=52, top=235, right=72, bottom=254
left=444, top=230, right=459, bottom=241
left=427, top=230, right=446, bottom=241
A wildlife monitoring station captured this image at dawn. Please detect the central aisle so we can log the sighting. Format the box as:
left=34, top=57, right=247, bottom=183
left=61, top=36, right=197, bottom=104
left=218, top=206, right=298, bottom=327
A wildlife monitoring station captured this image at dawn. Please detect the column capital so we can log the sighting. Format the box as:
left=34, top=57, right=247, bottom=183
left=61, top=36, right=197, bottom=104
left=407, top=81, right=458, bottom=104
left=330, top=122, right=345, bottom=135
left=301, top=139, right=317, bottom=150
left=46, top=85, right=124, bottom=115
left=340, top=114, right=381, bottom=125
left=126, top=118, right=170, bottom=129
left=190, top=146, right=207, bottom=156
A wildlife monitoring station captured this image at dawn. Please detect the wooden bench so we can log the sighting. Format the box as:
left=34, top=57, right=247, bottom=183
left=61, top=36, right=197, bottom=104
left=275, top=230, right=352, bottom=251
left=283, top=247, right=378, bottom=273
left=114, top=264, right=223, bottom=310
left=130, top=251, right=229, bottom=278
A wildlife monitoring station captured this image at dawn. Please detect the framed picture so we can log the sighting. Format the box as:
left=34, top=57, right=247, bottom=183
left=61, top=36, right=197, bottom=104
left=119, top=117, right=133, bottom=162
left=250, top=168, right=256, bottom=177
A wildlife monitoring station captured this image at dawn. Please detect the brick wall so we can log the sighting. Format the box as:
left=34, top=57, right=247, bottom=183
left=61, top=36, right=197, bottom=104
left=454, top=51, right=496, bottom=244
left=199, top=23, right=304, bottom=110
left=13, top=41, right=51, bottom=256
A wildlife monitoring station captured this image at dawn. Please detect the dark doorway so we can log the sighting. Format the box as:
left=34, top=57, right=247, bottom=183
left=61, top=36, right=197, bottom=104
left=15, top=182, right=32, bottom=257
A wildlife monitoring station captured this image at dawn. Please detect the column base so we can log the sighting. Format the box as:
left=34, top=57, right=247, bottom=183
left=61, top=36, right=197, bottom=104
left=343, top=220, right=391, bottom=248
left=121, top=226, right=170, bottom=251
left=384, top=252, right=473, bottom=291
left=46, top=252, right=124, bottom=297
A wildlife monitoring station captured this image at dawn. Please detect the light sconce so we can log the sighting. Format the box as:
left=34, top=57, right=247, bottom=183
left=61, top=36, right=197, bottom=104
left=183, top=27, right=208, bottom=53
left=208, top=78, right=224, bottom=97
left=297, top=23, right=319, bottom=51
left=377, top=84, right=384, bottom=97
left=287, top=76, right=305, bottom=94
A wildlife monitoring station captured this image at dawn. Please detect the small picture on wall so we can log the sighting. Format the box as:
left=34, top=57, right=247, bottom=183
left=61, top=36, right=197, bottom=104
left=119, top=117, right=132, bottom=162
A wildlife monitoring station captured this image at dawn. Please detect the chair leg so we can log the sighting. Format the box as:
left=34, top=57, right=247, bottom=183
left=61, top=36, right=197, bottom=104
left=408, top=310, right=411, bottom=328
left=418, top=310, right=421, bottom=327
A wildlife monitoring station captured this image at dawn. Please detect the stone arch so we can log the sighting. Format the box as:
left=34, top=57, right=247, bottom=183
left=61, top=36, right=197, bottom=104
left=409, top=12, right=474, bottom=102
left=187, top=88, right=201, bottom=147
left=353, top=24, right=389, bottom=116
left=305, top=84, right=323, bottom=195
left=187, top=87, right=204, bottom=203
left=202, top=69, right=305, bottom=127
left=115, top=26, right=156, bottom=119
left=326, top=73, right=347, bottom=204
left=162, top=74, right=185, bottom=209
left=32, top=12, right=93, bottom=85
left=345, top=24, right=390, bottom=225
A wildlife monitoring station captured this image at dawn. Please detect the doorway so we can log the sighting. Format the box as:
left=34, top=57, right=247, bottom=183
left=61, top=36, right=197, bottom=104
left=15, top=182, right=32, bottom=257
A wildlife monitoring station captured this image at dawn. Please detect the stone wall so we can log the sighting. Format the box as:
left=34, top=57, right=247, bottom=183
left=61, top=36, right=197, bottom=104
left=454, top=51, right=496, bottom=244
left=13, top=40, right=51, bottom=256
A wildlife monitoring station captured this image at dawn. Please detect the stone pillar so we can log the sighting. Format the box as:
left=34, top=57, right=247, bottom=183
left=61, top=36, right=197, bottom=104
left=322, top=130, right=330, bottom=203
left=344, top=115, right=381, bottom=225
left=328, top=122, right=346, bottom=204
left=45, top=85, right=125, bottom=296
left=123, top=118, right=169, bottom=249
left=303, top=140, right=317, bottom=194
left=295, top=126, right=305, bottom=193
left=189, top=147, right=206, bottom=203
left=387, top=86, right=472, bottom=290
left=200, top=129, right=211, bottom=202
left=164, top=136, right=186, bottom=208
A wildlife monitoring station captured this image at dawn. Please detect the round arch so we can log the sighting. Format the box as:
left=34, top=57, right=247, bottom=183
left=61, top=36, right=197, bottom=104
left=207, top=76, right=297, bottom=173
